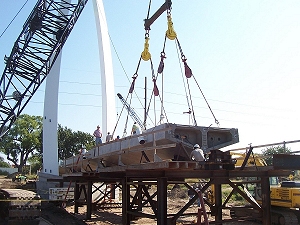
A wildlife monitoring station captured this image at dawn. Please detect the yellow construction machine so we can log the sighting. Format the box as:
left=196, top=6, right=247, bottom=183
left=230, top=151, right=300, bottom=225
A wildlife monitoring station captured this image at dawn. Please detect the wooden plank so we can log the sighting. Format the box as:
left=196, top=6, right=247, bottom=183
left=127, top=161, right=172, bottom=170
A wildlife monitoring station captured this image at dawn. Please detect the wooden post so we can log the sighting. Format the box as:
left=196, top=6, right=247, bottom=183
left=74, top=182, right=79, bottom=214
left=122, top=177, right=131, bottom=225
left=86, top=181, right=92, bottom=220
left=261, top=176, right=271, bottom=225
left=157, top=177, right=167, bottom=225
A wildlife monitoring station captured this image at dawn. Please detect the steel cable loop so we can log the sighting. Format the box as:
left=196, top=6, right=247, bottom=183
left=175, top=38, right=193, bottom=115
left=176, top=38, right=220, bottom=126
left=186, top=78, right=197, bottom=126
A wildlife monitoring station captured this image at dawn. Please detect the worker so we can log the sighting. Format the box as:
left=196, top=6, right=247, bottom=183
left=131, top=122, right=140, bottom=135
left=190, top=144, right=205, bottom=162
left=93, top=125, right=103, bottom=146
left=80, top=146, right=87, bottom=159
left=115, top=135, right=120, bottom=141
left=106, top=132, right=112, bottom=142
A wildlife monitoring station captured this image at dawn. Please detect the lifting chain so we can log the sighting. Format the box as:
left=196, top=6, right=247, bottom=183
left=166, top=9, right=177, bottom=40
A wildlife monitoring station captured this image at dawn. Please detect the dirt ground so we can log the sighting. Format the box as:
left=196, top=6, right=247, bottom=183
left=0, top=175, right=260, bottom=225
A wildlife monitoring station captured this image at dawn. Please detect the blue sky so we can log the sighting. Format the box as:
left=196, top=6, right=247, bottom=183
left=1, top=0, right=300, bottom=154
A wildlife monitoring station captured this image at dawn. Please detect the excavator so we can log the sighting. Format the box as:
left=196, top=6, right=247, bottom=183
left=229, top=150, right=300, bottom=225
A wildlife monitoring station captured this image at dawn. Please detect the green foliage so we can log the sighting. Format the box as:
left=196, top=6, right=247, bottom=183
left=27, top=154, right=42, bottom=174
left=58, top=124, right=94, bottom=160
left=0, top=156, right=10, bottom=167
left=0, top=114, right=43, bottom=172
left=261, top=146, right=291, bottom=166
left=222, top=185, right=246, bottom=205
left=0, top=114, right=95, bottom=171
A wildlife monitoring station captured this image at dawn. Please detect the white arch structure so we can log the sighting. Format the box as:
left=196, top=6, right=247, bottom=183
left=42, top=0, right=116, bottom=175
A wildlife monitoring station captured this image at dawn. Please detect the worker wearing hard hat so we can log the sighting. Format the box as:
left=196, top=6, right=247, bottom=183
left=190, top=144, right=205, bottom=162
left=131, top=122, right=140, bottom=135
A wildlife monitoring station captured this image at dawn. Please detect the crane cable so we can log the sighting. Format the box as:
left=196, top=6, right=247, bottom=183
left=192, top=76, right=220, bottom=126
left=175, top=39, right=194, bottom=124
left=0, top=0, right=29, bottom=39
left=123, top=93, right=134, bottom=137
left=124, top=0, right=156, bottom=129
left=175, top=38, right=197, bottom=126
left=175, top=36, right=219, bottom=126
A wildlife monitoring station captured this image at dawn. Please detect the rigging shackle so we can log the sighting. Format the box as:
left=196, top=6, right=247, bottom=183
left=153, top=78, right=159, bottom=96
left=129, top=76, right=137, bottom=93
left=183, top=59, right=193, bottom=78
left=157, top=52, right=166, bottom=74
left=166, top=15, right=177, bottom=40
left=141, top=37, right=151, bottom=61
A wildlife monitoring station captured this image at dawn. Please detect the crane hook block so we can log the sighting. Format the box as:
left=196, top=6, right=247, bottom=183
left=141, top=37, right=151, bottom=61
left=166, top=15, right=177, bottom=40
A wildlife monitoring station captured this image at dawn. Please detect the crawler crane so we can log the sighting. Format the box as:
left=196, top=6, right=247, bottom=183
left=0, top=0, right=89, bottom=222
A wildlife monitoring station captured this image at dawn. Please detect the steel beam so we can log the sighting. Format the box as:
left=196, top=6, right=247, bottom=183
left=273, top=154, right=300, bottom=170
left=144, top=0, right=172, bottom=30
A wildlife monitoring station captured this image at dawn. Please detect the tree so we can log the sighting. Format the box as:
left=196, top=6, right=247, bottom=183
left=261, top=145, right=291, bottom=166
left=0, top=114, right=43, bottom=172
left=27, top=154, right=43, bottom=174
left=0, top=115, right=94, bottom=172
left=30, top=124, right=95, bottom=168
left=58, top=125, right=94, bottom=160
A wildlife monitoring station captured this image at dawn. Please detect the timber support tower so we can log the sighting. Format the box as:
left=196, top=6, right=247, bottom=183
left=52, top=152, right=298, bottom=225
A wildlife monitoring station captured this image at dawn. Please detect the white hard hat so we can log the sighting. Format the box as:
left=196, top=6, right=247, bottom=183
left=194, top=144, right=200, bottom=149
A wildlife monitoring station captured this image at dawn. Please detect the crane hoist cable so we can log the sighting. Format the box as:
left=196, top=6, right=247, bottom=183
left=126, top=0, right=156, bottom=129
left=0, top=0, right=29, bottom=39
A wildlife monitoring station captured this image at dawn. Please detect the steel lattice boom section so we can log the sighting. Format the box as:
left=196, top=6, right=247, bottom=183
left=0, top=0, right=89, bottom=138
left=117, top=93, right=145, bottom=130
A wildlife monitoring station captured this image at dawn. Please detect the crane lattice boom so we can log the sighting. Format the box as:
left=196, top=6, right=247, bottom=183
left=117, top=93, right=144, bottom=130
left=0, top=0, right=89, bottom=138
